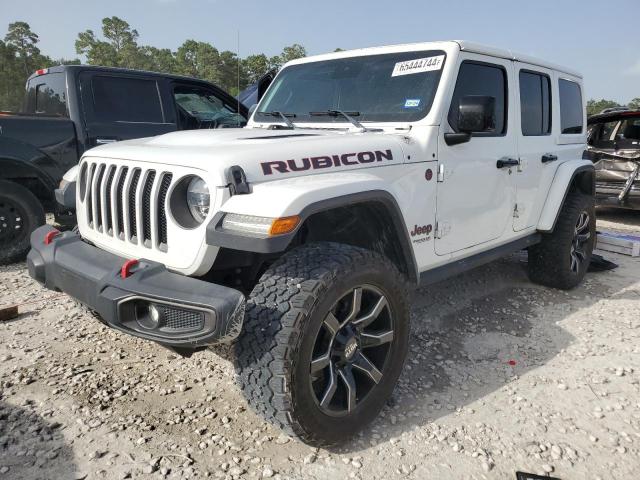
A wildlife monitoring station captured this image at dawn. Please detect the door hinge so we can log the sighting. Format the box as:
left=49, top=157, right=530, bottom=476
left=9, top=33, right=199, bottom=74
left=513, top=203, right=525, bottom=218
left=434, top=221, right=450, bottom=239
left=437, top=163, right=445, bottom=182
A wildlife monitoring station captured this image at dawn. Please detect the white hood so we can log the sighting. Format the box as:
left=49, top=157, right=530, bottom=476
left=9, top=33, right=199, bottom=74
left=83, top=128, right=409, bottom=186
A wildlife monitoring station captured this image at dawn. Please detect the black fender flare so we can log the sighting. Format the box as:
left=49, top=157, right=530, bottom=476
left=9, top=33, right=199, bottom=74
left=206, top=190, right=419, bottom=283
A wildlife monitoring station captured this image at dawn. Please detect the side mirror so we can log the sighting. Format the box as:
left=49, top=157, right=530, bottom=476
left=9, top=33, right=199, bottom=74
left=458, top=95, right=496, bottom=132
left=445, top=95, right=496, bottom=146
left=256, top=69, right=276, bottom=102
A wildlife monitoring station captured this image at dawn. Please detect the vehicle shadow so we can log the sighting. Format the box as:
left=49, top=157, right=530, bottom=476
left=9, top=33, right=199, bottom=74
left=596, top=207, right=640, bottom=229
left=325, top=248, right=636, bottom=453
left=0, top=400, right=78, bottom=480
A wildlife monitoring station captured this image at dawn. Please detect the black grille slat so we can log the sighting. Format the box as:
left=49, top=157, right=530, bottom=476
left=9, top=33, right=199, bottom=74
left=94, top=164, right=106, bottom=230
left=116, top=167, right=128, bottom=236
left=86, top=163, right=96, bottom=226
left=141, top=171, right=156, bottom=243
left=104, top=166, right=116, bottom=234
left=157, top=173, right=172, bottom=246
left=128, top=169, right=141, bottom=240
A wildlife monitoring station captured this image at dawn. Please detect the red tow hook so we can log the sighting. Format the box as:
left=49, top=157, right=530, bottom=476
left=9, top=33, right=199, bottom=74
left=120, top=259, right=140, bottom=279
left=43, top=229, right=61, bottom=245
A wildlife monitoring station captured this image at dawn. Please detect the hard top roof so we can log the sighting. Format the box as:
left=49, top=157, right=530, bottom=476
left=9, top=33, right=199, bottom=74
left=286, top=40, right=582, bottom=79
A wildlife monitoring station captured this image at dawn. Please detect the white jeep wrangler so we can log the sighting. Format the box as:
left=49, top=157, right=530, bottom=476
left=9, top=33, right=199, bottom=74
left=28, top=41, right=595, bottom=445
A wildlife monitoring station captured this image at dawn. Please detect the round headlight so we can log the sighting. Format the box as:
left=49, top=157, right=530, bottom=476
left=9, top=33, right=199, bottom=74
left=186, top=177, right=210, bottom=223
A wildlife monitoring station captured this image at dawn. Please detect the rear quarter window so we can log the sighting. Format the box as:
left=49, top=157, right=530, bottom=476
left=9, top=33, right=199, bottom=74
left=558, top=79, right=583, bottom=134
left=91, top=76, right=164, bottom=123
left=26, top=73, right=67, bottom=116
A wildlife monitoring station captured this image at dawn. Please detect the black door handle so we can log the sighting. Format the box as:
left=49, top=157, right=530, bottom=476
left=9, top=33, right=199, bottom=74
left=497, top=158, right=520, bottom=169
left=541, top=153, right=558, bottom=163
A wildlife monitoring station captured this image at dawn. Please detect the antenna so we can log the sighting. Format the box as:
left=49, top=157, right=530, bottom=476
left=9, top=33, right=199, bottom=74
left=237, top=29, right=241, bottom=127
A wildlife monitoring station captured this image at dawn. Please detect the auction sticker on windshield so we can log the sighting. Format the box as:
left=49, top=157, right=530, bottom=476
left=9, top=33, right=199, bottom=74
left=392, top=55, right=445, bottom=77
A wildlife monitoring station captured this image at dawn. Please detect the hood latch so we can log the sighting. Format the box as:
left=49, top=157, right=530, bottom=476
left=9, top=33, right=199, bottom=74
left=227, top=165, right=250, bottom=195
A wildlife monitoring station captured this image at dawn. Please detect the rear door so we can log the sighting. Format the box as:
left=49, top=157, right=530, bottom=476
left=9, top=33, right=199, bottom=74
left=512, top=63, right=555, bottom=231
left=435, top=55, right=517, bottom=255
left=79, top=72, right=176, bottom=147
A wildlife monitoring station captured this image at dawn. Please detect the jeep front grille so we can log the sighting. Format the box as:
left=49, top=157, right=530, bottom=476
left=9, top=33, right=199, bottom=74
left=81, top=161, right=173, bottom=251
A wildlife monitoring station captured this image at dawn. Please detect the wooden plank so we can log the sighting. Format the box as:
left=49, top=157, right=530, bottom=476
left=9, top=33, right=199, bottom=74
left=0, top=305, right=19, bottom=322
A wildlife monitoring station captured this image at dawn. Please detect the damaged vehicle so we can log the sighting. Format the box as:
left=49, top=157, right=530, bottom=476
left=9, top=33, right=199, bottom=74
left=584, top=109, right=640, bottom=209
left=27, top=41, right=595, bottom=445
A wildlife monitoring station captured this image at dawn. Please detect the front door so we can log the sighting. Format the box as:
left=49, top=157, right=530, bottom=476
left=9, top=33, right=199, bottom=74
left=435, top=55, right=517, bottom=255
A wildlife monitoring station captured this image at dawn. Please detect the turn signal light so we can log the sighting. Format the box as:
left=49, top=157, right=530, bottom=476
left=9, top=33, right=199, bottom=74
left=269, top=215, right=300, bottom=236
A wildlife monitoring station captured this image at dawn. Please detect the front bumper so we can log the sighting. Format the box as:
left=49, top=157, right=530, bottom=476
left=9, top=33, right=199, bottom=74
left=27, top=225, right=245, bottom=348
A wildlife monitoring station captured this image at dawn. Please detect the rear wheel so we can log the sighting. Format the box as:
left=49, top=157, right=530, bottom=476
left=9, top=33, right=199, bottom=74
left=528, top=191, right=595, bottom=289
left=235, top=242, right=410, bottom=446
left=0, top=180, right=45, bottom=265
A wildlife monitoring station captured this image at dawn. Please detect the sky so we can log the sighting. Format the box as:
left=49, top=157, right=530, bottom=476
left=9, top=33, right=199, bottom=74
left=1, top=0, right=639, bottom=103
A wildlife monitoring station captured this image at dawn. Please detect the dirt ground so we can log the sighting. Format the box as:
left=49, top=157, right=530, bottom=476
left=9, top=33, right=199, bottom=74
left=1, top=209, right=639, bottom=480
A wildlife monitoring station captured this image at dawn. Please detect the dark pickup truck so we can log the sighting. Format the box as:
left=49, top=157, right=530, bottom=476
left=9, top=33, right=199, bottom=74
left=0, top=65, right=248, bottom=264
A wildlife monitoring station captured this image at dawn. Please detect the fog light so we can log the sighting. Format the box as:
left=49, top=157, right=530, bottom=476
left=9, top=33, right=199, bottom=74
left=148, top=304, right=161, bottom=326
left=136, top=302, right=163, bottom=330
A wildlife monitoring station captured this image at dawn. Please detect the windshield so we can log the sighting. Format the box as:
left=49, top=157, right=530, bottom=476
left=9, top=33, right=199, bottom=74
left=255, top=50, right=446, bottom=124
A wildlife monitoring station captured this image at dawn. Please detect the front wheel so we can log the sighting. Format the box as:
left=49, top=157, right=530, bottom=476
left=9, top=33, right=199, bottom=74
left=235, top=242, right=410, bottom=446
left=528, top=191, right=596, bottom=289
left=0, top=180, right=45, bottom=265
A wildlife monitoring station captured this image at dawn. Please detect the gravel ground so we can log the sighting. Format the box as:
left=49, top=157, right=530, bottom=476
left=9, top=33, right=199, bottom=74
left=1, top=210, right=639, bottom=480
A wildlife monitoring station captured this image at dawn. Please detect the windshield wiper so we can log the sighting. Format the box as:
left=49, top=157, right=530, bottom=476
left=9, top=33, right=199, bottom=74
left=309, top=110, right=367, bottom=132
left=257, top=111, right=297, bottom=129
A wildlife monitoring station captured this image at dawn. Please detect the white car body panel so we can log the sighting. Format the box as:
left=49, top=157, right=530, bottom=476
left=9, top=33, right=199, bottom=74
left=537, top=159, right=594, bottom=232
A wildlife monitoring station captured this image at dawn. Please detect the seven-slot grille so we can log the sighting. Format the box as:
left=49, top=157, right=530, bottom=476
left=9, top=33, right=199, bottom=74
left=81, top=161, right=173, bottom=251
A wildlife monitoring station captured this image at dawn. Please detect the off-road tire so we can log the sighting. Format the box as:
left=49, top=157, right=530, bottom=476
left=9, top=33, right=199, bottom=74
left=235, top=242, right=410, bottom=446
left=528, top=191, right=595, bottom=290
left=0, top=180, right=45, bottom=265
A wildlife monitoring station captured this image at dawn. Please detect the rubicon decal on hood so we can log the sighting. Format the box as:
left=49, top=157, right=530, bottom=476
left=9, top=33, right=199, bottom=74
left=261, top=149, right=394, bottom=175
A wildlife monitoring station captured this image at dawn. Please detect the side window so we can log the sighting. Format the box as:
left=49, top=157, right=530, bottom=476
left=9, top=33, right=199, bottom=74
left=91, top=76, right=164, bottom=123
left=558, top=79, right=583, bottom=134
left=616, top=118, right=640, bottom=148
left=589, top=121, right=618, bottom=148
left=173, top=84, right=246, bottom=128
left=32, top=73, right=67, bottom=116
left=448, top=62, right=507, bottom=135
left=519, top=71, right=551, bottom=136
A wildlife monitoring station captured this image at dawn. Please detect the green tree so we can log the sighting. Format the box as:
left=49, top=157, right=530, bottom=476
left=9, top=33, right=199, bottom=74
left=175, top=40, right=219, bottom=80
left=628, top=98, right=640, bottom=110
left=1, top=22, right=67, bottom=111
left=75, top=17, right=145, bottom=69
left=5, top=21, right=41, bottom=76
left=270, top=43, right=307, bottom=70
left=586, top=98, right=621, bottom=116
left=243, top=53, right=271, bottom=84
left=217, top=50, right=245, bottom=95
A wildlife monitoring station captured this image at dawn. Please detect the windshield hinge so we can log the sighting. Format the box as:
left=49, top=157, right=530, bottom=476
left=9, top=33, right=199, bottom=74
left=437, top=163, right=445, bottom=182
left=226, top=165, right=250, bottom=195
